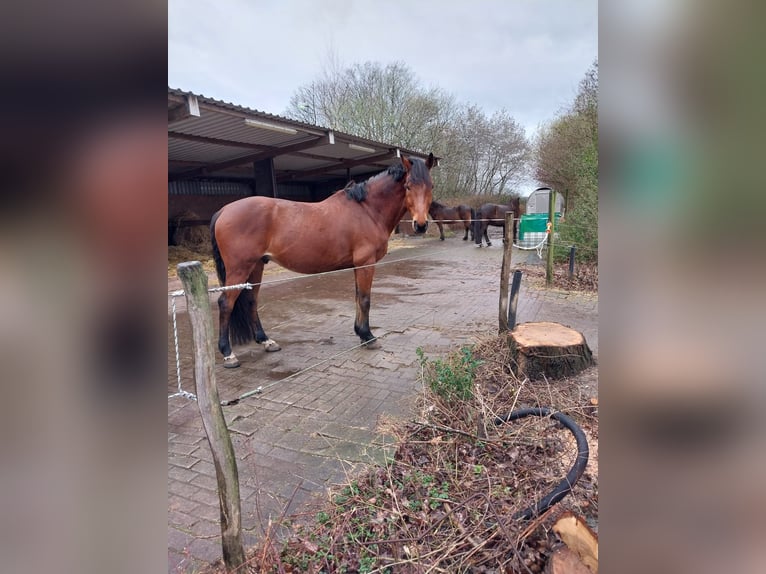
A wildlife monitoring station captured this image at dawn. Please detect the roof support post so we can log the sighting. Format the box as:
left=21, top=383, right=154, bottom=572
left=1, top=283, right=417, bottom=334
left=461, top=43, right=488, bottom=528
left=253, top=158, right=277, bottom=198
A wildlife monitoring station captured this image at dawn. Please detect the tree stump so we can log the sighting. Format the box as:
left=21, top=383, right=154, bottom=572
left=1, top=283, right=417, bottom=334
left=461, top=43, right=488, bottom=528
left=507, top=322, right=594, bottom=381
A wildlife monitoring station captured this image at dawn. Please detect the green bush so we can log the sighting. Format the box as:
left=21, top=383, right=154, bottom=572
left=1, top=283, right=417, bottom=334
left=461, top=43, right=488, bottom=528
left=416, top=346, right=480, bottom=403
left=556, top=184, right=598, bottom=263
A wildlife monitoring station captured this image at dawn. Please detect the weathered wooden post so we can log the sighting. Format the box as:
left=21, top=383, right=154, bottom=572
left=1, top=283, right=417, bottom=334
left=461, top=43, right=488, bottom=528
left=498, top=211, right=514, bottom=332
left=568, top=245, right=576, bottom=278
left=508, top=270, right=523, bottom=330
left=177, top=261, right=245, bottom=570
left=546, top=188, right=556, bottom=286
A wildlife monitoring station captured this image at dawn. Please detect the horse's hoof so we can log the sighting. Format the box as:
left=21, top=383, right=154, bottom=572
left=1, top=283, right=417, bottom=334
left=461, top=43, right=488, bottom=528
left=223, top=356, right=240, bottom=369
left=363, top=338, right=381, bottom=350
left=262, top=339, right=281, bottom=352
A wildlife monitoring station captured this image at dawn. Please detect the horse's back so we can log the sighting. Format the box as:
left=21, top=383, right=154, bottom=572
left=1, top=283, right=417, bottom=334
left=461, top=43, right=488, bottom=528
left=212, top=191, right=382, bottom=274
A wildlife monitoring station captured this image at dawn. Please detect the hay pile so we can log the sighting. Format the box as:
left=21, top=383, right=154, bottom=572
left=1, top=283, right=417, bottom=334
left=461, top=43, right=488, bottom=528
left=171, top=210, right=212, bottom=253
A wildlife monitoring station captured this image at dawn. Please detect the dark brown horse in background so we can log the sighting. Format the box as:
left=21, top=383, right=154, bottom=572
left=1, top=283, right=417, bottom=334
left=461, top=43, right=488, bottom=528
left=428, top=201, right=475, bottom=241
left=474, top=197, right=522, bottom=247
left=210, top=154, right=435, bottom=368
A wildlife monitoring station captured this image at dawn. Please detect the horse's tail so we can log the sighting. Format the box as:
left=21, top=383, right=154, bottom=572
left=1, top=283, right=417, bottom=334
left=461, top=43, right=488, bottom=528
left=210, top=210, right=258, bottom=345
left=472, top=207, right=481, bottom=244
left=210, top=210, right=226, bottom=285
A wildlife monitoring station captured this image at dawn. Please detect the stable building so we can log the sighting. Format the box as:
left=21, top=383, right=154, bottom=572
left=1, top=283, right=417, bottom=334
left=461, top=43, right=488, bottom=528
left=168, top=87, right=436, bottom=241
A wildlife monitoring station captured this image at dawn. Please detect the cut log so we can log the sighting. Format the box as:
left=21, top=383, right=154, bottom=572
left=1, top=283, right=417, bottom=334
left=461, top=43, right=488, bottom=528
left=551, top=511, right=598, bottom=573
left=507, top=322, right=594, bottom=381
left=545, top=547, right=593, bottom=574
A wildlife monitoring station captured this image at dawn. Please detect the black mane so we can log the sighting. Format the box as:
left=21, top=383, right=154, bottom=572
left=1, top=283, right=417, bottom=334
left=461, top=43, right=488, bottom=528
left=343, top=179, right=367, bottom=202
left=343, top=157, right=429, bottom=203
left=404, top=157, right=432, bottom=187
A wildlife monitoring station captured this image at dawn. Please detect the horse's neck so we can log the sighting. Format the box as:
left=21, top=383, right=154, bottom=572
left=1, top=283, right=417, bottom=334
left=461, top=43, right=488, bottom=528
left=366, top=180, right=407, bottom=231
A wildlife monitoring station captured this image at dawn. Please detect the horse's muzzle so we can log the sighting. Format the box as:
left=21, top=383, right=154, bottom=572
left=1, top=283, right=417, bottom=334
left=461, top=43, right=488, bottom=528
left=413, top=220, right=428, bottom=234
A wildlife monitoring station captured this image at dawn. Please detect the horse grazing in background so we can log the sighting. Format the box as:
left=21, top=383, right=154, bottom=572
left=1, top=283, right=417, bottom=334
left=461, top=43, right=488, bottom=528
left=210, top=154, right=435, bottom=368
left=474, top=197, right=522, bottom=247
left=428, top=201, right=475, bottom=241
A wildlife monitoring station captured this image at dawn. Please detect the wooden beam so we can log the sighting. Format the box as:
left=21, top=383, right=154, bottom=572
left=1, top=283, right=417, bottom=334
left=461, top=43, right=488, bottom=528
left=277, top=150, right=398, bottom=182
left=174, top=134, right=332, bottom=179
left=169, top=131, right=271, bottom=150
left=168, top=94, right=200, bottom=123
left=242, top=134, right=333, bottom=164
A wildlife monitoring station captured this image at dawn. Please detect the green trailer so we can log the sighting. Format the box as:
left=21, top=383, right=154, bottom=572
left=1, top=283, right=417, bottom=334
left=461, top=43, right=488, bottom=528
left=518, top=213, right=561, bottom=248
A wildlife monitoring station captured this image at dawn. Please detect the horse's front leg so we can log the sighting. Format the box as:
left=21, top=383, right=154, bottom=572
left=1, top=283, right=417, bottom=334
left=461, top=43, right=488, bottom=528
left=353, top=265, right=380, bottom=349
left=436, top=221, right=445, bottom=240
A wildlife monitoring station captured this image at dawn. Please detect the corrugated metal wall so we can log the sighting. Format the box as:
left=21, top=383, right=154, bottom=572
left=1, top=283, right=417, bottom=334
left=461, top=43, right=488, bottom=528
left=169, top=180, right=252, bottom=196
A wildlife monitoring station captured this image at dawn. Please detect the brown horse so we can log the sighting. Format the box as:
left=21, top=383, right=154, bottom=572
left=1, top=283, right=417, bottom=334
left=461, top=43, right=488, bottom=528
left=210, top=154, right=435, bottom=368
left=428, top=201, right=475, bottom=241
left=474, top=197, right=521, bottom=247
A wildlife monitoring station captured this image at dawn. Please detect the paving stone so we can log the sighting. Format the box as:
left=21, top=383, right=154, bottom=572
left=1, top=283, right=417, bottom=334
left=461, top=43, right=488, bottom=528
left=167, top=238, right=597, bottom=573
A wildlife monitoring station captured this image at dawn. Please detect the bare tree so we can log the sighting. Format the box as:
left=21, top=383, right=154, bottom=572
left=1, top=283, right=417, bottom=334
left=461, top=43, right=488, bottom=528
left=285, top=59, right=530, bottom=197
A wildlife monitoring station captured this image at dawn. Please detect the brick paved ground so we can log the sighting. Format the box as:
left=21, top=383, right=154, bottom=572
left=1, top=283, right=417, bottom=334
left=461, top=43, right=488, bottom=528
left=167, top=231, right=598, bottom=573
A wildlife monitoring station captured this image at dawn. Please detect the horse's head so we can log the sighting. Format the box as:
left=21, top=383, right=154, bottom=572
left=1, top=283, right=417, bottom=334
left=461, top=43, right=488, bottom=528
left=402, top=153, right=435, bottom=234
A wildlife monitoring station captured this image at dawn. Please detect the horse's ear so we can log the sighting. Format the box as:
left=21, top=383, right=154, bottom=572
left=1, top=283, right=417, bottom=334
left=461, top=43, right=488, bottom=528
left=401, top=155, right=412, bottom=171
left=426, top=152, right=435, bottom=169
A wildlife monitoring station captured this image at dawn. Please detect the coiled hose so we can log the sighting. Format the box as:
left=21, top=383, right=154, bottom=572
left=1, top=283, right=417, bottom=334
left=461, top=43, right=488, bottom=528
left=493, top=407, right=590, bottom=520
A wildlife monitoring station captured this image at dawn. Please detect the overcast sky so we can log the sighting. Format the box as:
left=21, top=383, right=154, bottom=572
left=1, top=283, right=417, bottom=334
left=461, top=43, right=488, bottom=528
left=169, top=0, right=597, bottom=141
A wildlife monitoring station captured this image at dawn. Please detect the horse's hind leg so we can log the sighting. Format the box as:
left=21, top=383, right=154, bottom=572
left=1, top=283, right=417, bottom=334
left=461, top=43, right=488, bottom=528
left=483, top=225, right=492, bottom=247
left=248, top=261, right=281, bottom=352
left=353, top=265, right=380, bottom=349
left=217, top=288, right=243, bottom=368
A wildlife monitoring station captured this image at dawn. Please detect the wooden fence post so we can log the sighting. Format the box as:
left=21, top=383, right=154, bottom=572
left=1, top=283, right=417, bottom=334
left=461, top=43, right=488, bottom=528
left=546, top=189, right=556, bottom=286
left=177, top=261, right=245, bottom=571
left=508, top=270, right=523, bottom=330
left=569, top=245, right=576, bottom=278
left=498, top=211, right=514, bottom=332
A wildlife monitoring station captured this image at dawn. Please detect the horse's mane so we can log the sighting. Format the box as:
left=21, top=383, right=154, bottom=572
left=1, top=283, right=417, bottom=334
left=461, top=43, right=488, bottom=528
left=430, top=200, right=445, bottom=209
left=343, top=157, right=428, bottom=203
left=343, top=180, right=367, bottom=202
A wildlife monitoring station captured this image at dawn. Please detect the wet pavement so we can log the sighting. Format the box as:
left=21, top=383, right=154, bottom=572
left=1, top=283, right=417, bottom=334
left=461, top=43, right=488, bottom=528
left=167, top=230, right=598, bottom=572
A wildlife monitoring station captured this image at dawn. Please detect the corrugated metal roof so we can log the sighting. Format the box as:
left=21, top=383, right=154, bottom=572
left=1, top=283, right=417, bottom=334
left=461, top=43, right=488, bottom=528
left=168, top=87, right=436, bottom=184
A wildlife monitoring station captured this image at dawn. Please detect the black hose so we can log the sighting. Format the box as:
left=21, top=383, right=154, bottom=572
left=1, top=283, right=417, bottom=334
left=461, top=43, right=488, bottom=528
left=493, top=407, right=590, bottom=520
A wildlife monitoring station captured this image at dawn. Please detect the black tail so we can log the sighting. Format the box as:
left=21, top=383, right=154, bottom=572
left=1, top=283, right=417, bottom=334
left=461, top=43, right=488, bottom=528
left=228, top=289, right=259, bottom=345
left=210, top=210, right=259, bottom=345
left=472, top=208, right=482, bottom=244
left=210, top=210, right=226, bottom=285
